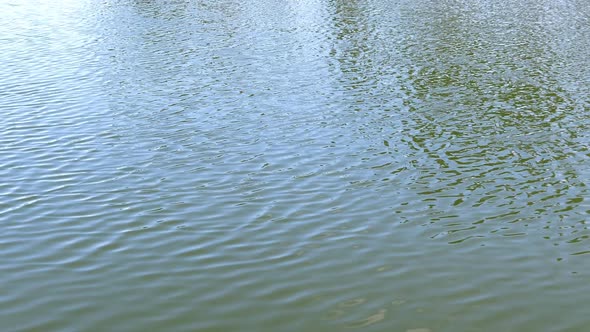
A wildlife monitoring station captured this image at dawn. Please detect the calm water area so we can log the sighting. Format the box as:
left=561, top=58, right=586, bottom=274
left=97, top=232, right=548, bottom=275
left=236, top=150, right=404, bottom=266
left=1, top=0, right=589, bottom=331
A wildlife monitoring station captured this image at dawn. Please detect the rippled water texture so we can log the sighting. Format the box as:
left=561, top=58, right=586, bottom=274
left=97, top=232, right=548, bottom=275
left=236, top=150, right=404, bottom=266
left=1, top=0, right=589, bottom=331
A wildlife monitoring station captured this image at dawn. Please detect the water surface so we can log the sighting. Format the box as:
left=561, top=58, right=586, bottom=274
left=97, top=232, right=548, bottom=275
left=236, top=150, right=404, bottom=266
left=1, top=0, right=589, bottom=331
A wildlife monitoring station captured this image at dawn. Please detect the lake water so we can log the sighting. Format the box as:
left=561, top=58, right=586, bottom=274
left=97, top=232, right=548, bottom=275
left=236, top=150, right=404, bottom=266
left=1, top=0, right=589, bottom=331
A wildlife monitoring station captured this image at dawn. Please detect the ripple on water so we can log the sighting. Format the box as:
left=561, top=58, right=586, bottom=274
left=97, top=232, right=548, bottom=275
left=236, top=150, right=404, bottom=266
left=1, top=0, right=590, bottom=331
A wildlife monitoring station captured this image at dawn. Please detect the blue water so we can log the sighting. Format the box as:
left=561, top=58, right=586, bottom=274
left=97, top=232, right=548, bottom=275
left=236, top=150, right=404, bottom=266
left=1, top=0, right=589, bottom=331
